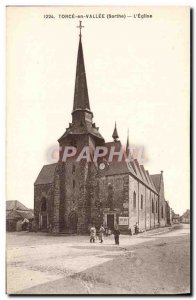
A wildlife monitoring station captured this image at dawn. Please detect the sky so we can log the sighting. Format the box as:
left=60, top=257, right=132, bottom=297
left=6, top=6, right=190, bottom=214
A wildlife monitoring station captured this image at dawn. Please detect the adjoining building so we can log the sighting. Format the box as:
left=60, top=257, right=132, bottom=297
left=6, top=200, right=34, bottom=231
left=165, top=201, right=172, bottom=226
left=171, top=210, right=180, bottom=224
left=34, top=24, right=170, bottom=234
left=181, top=209, right=190, bottom=224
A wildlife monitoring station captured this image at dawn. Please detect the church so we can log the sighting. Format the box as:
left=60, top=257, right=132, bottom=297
left=34, top=23, right=170, bottom=234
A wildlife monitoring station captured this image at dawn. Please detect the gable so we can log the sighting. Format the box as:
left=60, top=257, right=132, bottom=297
left=99, top=141, right=158, bottom=194
left=34, top=163, right=57, bottom=185
left=151, top=174, right=162, bottom=193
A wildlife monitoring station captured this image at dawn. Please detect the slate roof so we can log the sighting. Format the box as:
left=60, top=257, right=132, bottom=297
left=140, top=165, right=150, bottom=185
left=150, top=174, right=162, bottom=193
left=6, top=209, right=34, bottom=220
left=17, top=210, right=34, bottom=219
left=130, top=161, right=137, bottom=174
left=58, top=125, right=104, bottom=143
left=6, top=200, right=29, bottom=211
left=99, top=141, right=158, bottom=194
left=100, top=160, right=130, bottom=176
left=133, top=160, right=144, bottom=181
left=104, top=141, right=121, bottom=149
left=34, top=163, right=57, bottom=185
left=104, top=140, right=122, bottom=155
left=6, top=200, right=34, bottom=220
left=6, top=210, right=21, bottom=220
left=73, top=35, right=90, bottom=111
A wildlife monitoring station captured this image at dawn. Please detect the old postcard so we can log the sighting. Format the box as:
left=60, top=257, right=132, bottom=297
left=6, top=6, right=190, bottom=295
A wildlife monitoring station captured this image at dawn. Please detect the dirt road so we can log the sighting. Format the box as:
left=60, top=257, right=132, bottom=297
left=6, top=224, right=190, bottom=295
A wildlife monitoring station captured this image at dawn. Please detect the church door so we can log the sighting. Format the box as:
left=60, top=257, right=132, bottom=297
left=69, top=211, right=78, bottom=233
left=40, top=197, right=48, bottom=231
left=107, top=214, right=114, bottom=230
left=42, top=215, right=48, bottom=230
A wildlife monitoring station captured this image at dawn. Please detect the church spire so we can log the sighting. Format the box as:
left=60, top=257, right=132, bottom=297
left=58, top=22, right=105, bottom=145
left=126, top=129, right=130, bottom=155
left=112, top=122, right=119, bottom=142
left=72, top=21, right=91, bottom=113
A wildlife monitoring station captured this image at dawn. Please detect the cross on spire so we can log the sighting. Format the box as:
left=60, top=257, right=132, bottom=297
left=73, top=20, right=90, bottom=113
left=77, top=20, right=84, bottom=38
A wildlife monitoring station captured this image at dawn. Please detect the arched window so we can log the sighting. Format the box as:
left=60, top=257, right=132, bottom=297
left=73, top=179, right=75, bottom=189
left=133, top=191, right=136, bottom=209
left=161, top=205, right=164, bottom=218
left=152, top=199, right=154, bottom=213
left=141, top=195, right=143, bottom=210
left=72, top=164, right=75, bottom=174
left=41, top=197, right=47, bottom=212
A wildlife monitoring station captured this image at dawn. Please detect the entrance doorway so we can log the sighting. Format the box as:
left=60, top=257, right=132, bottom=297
left=69, top=211, right=78, bottom=233
left=107, top=214, right=114, bottom=230
left=41, top=215, right=47, bottom=230
left=40, top=197, right=48, bottom=230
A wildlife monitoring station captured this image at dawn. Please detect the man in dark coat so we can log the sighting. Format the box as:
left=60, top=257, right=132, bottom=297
left=113, top=225, right=120, bottom=245
left=134, top=222, right=139, bottom=235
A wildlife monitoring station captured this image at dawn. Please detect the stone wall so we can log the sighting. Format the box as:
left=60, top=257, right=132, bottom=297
left=97, top=174, right=129, bottom=230
left=51, top=159, right=98, bottom=234
left=155, top=194, right=159, bottom=227
left=159, top=173, right=167, bottom=227
left=138, top=182, right=146, bottom=231
left=128, top=175, right=159, bottom=233
left=35, top=158, right=167, bottom=234
left=34, top=183, right=54, bottom=229
left=129, top=175, right=139, bottom=232
left=145, top=187, right=151, bottom=230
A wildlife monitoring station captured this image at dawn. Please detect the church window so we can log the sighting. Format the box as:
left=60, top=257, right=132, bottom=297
left=73, top=179, right=75, bottom=189
left=133, top=191, right=136, bottom=209
left=72, top=165, right=75, bottom=173
left=41, top=197, right=47, bottom=212
left=152, top=199, right=154, bottom=213
left=141, top=195, right=143, bottom=210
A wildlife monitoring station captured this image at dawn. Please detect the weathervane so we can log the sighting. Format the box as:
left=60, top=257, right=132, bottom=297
left=77, top=20, right=84, bottom=38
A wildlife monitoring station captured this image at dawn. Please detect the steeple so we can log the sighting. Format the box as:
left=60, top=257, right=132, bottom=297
left=112, top=122, right=119, bottom=142
left=126, top=129, right=130, bottom=155
left=72, top=21, right=93, bottom=125
left=58, top=22, right=105, bottom=146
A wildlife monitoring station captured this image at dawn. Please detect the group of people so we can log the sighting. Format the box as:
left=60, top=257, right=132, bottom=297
left=90, top=225, right=121, bottom=245
left=90, top=222, right=140, bottom=245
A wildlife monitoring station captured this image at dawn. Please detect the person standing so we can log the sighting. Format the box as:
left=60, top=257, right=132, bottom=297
left=99, top=225, right=105, bottom=243
left=134, top=222, right=139, bottom=235
left=113, top=225, right=120, bottom=245
left=90, top=225, right=96, bottom=243
left=105, top=225, right=108, bottom=236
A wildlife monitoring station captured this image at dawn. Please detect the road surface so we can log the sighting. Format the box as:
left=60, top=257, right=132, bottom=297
left=6, top=224, right=190, bottom=295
